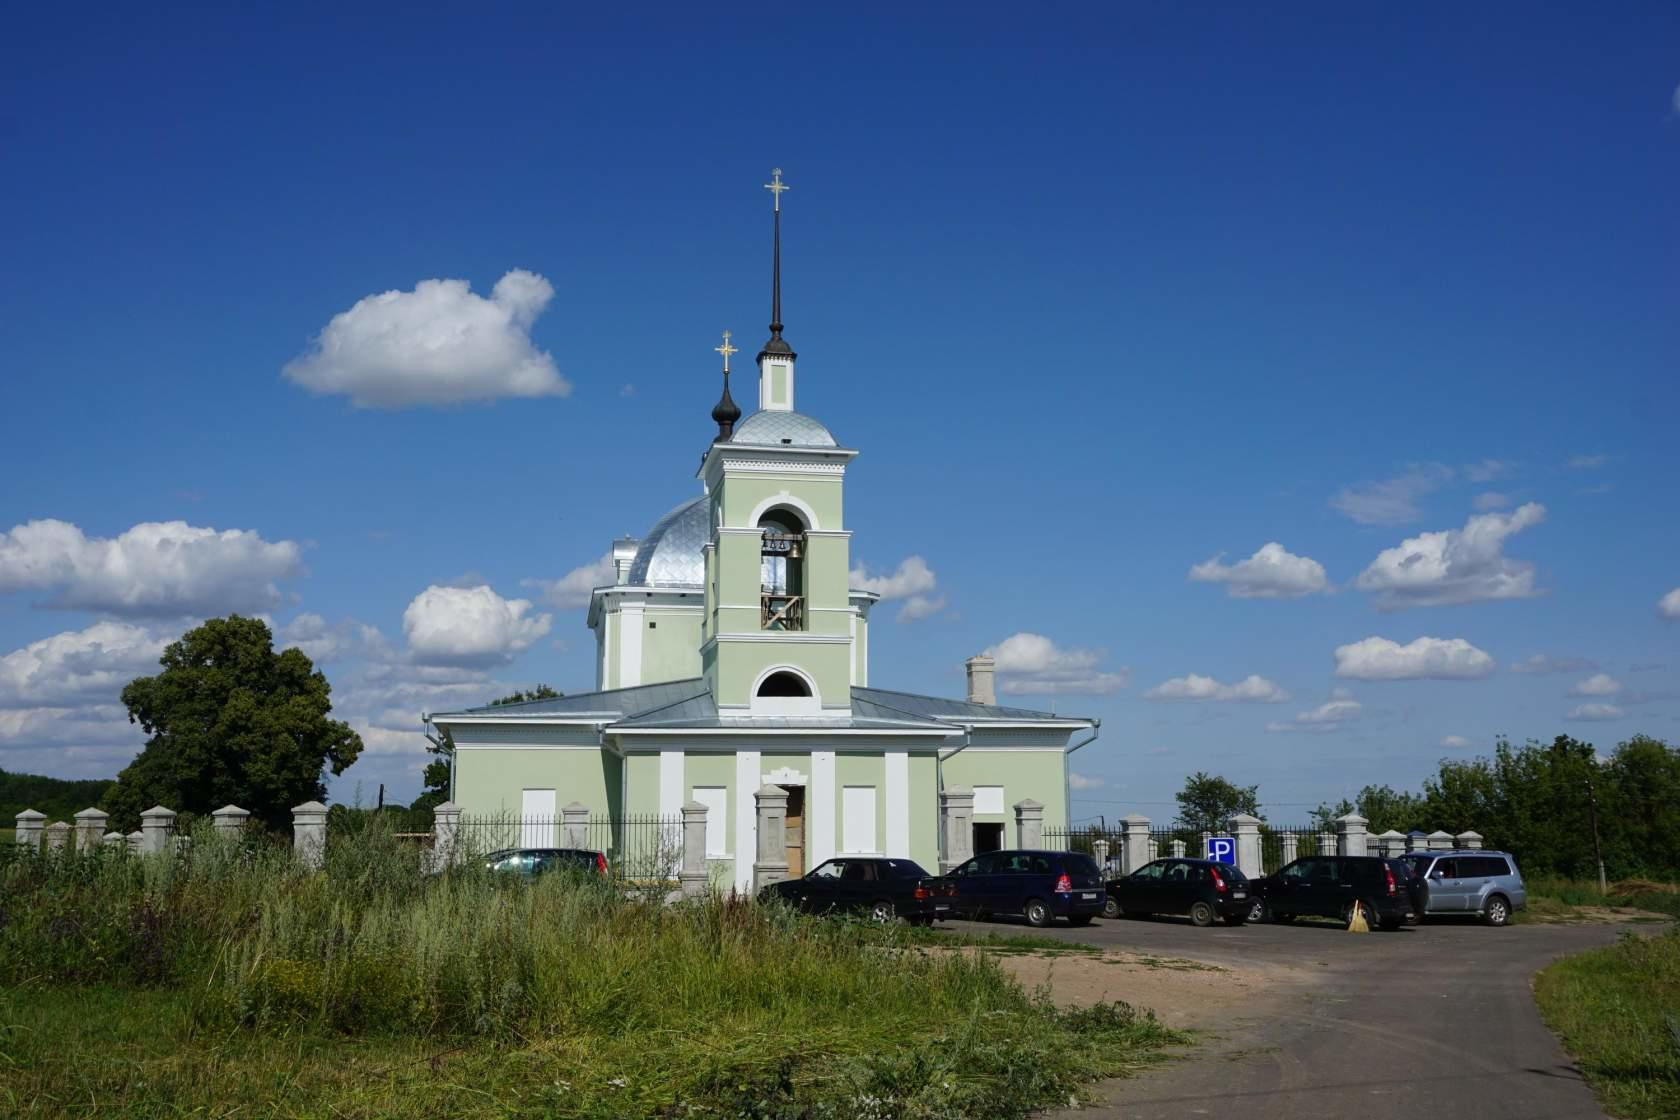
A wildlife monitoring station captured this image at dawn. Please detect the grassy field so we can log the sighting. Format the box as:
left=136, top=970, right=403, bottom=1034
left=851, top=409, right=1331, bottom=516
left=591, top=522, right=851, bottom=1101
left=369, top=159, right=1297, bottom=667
left=1534, top=926, right=1680, bottom=1120
left=1520, top=877, right=1680, bottom=923
left=0, top=825, right=1184, bottom=1118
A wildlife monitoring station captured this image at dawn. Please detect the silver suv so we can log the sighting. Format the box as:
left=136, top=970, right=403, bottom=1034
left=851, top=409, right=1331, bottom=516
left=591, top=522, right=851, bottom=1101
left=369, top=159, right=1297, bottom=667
left=1399, top=850, right=1526, bottom=926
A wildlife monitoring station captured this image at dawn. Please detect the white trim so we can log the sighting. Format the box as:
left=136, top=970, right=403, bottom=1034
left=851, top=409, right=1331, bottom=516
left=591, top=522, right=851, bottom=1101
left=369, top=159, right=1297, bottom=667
left=658, top=749, right=683, bottom=819
left=749, top=664, right=822, bottom=716
left=734, top=750, right=760, bottom=892
left=885, top=749, right=909, bottom=858
left=453, top=744, right=605, bottom=752
left=703, top=632, right=853, bottom=646
left=745, top=492, right=821, bottom=532
left=810, top=750, right=835, bottom=866
left=613, top=727, right=956, bottom=738
left=763, top=766, right=807, bottom=785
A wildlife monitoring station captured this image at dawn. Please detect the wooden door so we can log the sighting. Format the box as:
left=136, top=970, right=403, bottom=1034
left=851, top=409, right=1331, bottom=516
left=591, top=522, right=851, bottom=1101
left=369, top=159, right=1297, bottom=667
left=783, top=785, right=805, bottom=877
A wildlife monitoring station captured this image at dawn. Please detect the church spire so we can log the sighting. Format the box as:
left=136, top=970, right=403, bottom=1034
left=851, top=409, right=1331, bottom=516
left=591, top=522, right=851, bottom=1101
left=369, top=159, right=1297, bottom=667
left=711, top=330, right=741, bottom=441
left=758, top=168, right=796, bottom=364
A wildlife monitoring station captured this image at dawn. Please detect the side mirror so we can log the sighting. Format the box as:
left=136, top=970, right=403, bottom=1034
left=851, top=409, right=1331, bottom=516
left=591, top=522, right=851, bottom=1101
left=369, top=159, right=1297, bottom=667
left=1430, top=869, right=1445, bottom=879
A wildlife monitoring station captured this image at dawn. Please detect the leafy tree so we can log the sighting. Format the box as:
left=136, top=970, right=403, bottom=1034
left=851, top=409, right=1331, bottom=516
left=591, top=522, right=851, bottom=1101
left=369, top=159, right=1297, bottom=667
left=414, top=685, right=562, bottom=811
left=1175, top=771, right=1262, bottom=832
left=0, top=768, right=115, bottom=824
left=103, top=616, right=362, bottom=831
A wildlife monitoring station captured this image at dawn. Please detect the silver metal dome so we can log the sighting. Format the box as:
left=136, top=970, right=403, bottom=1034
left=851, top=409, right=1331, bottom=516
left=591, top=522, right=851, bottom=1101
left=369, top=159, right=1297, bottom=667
left=730, top=410, right=838, bottom=448
left=626, top=497, right=708, bottom=587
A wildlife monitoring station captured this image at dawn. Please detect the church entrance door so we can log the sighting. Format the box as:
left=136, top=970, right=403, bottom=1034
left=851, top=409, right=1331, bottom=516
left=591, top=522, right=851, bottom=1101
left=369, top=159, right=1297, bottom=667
left=781, top=785, right=805, bottom=877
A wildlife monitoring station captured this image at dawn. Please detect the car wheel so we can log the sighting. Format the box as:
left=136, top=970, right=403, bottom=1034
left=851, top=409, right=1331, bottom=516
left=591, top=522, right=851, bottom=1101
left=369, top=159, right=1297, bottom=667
left=1189, top=901, right=1215, bottom=927
left=869, top=899, right=897, bottom=924
left=1102, top=896, right=1122, bottom=920
left=1482, top=895, right=1511, bottom=927
left=1247, top=898, right=1269, bottom=923
left=1024, top=898, right=1052, bottom=928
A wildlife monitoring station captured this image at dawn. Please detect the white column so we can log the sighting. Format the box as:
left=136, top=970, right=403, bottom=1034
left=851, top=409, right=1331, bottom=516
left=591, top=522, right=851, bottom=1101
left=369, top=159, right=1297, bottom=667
left=810, top=749, right=836, bottom=866
left=885, top=748, right=909, bottom=857
left=619, top=603, right=644, bottom=687
left=1121, top=815, right=1151, bottom=874
left=734, top=749, right=760, bottom=892
left=659, top=749, right=684, bottom=819
left=1231, top=813, right=1263, bottom=878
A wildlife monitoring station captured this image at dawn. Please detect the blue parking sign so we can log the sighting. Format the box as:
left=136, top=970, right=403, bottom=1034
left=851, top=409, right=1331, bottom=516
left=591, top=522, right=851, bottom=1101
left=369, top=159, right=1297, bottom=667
left=1207, top=836, right=1236, bottom=865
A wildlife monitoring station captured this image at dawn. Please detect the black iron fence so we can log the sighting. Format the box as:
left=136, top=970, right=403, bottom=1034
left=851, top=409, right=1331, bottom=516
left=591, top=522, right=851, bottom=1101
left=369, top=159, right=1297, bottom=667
left=454, top=813, right=680, bottom=882
left=1045, top=824, right=1336, bottom=874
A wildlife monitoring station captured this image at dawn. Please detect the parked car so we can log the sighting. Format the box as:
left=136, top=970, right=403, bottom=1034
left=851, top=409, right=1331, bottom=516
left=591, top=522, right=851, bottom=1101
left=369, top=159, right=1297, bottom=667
left=946, top=849, right=1106, bottom=927
left=1398, top=850, right=1526, bottom=926
left=1104, top=857, right=1251, bottom=926
left=484, top=847, right=609, bottom=877
left=758, top=857, right=951, bottom=924
left=1247, top=855, right=1422, bottom=930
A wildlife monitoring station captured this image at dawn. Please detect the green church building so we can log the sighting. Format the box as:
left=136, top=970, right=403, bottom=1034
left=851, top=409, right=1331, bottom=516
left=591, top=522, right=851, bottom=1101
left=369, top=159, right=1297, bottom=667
left=427, top=172, right=1100, bottom=891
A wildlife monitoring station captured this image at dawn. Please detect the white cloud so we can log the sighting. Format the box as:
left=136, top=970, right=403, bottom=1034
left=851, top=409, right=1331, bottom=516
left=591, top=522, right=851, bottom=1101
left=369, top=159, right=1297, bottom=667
left=1566, top=454, right=1607, bottom=470
left=1067, top=772, right=1105, bottom=791
left=402, top=585, right=551, bottom=667
left=1472, top=492, right=1512, bottom=512
left=1569, top=673, right=1622, bottom=697
left=1511, top=653, right=1597, bottom=675
left=525, top=554, right=616, bottom=609
left=1565, top=703, right=1624, bottom=722
left=1188, top=542, right=1328, bottom=599
left=283, top=269, right=570, bottom=408
left=1266, top=689, right=1361, bottom=733
left=0, top=622, right=166, bottom=708
left=279, top=613, right=384, bottom=664
left=1334, top=636, right=1496, bottom=681
left=348, top=720, right=431, bottom=757
left=850, top=556, right=945, bottom=623
left=0, top=519, right=302, bottom=617
left=1144, top=673, right=1289, bottom=704
left=1330, top=464, right=1453, bottom=525
left=984, top=632, right=1129, bottom=696
left=1463, top=460, right=1515, bottom=483
left=1660, top=588, right=1680, bottom=621
left=1440, top=734, right=1473, bottom=750
left=1355, top=503, right=1546, bottom=609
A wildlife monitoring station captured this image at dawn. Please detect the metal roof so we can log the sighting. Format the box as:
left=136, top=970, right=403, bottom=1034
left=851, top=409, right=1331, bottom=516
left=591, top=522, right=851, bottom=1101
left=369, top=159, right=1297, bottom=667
left=625, top=497, right=708, bottom=587
left=850, top=686, right=1086, bottom=724
left=730, top=410, right=838, bottom=448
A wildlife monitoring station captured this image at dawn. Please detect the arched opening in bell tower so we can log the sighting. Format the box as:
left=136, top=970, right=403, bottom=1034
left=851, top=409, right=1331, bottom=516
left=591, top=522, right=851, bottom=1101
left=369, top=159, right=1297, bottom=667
left=758, top=508, right=807, bottom=631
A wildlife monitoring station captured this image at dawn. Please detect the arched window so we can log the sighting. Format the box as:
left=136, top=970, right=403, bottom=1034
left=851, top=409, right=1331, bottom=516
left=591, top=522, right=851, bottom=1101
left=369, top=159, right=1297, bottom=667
left=759, top=509, right=806, bottom=631
left=757, top=670, right=812, bottom=698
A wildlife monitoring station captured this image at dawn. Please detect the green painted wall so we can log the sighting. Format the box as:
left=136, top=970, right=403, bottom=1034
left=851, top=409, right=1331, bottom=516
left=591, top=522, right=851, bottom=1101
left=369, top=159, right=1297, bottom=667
left=909, top=752, right=939, bottom=866
left=453, top=747, right=620, bottom=823
left=708, top=639, right=853, bottom=709
left=624, top=752, right=661, bottom=816
left=684, top=752, right=736, bottom=856
left=641, top=608, right=702, bottom=684
left=940, top=749, right=1068, bottom=846
left=718, top=475, right=844, bottom=531
left=603, top=613, right=622, bottom=690
left=835, top=751, right=885, bottom=854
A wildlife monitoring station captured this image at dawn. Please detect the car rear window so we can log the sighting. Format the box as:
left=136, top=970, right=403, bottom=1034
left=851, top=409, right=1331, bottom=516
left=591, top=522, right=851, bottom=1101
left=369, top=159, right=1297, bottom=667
left=1062, top=855, right=1100, bottom=878
left=884, top=860, right=929, bottom=878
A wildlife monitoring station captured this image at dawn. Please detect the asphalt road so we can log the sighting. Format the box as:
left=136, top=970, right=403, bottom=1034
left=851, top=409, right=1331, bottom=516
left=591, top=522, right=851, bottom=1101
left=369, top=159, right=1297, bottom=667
left=941, top=912, right=1635, bottom=1120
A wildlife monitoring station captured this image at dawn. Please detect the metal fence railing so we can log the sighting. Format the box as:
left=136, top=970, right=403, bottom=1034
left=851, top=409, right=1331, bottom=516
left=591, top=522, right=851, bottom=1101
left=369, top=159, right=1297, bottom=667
left=454, top=814, right=680, bottom=882
left=1045, top=824, right=1338, bottom=875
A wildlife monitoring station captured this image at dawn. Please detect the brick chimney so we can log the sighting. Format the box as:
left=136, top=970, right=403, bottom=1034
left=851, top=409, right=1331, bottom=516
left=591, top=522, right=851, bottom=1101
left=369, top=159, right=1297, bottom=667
left=965, top=654, right=996, bottom=706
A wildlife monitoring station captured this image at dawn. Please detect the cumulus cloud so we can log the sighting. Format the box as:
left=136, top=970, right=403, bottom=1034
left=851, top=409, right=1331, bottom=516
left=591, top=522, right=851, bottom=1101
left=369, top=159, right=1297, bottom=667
left=283, top=269, right=570, bottom=408
left=402, top=585, right=551, bottom=667
left=279, top=613, right=384, bottom=664
left=525, top=554, right=616, bottom=609
left=1441, top=735, right=1473, bottom=750
left=1334, top=636, right=1496, bottom=681
left=1355, top=503, right=1545, bottom=609
left=1472, top=492, right=1512, bottom=512
left=984, top=633, right=1129, bottom=696
left=1511, top=653, right=1597, bottom=675
left=0, top=519, right=302, bottom=617
left=0, top=622, right=165, bottom=708
left=1067, top=772, right=1105, bottom=791
left=1188, top=543, right=1329, bottom=599
left=1330, top=464, right=1453, bottom=525
left=1660, top=588, right=1680, bottom=621
left=1569, top=673, right=1622, bottom=697
left=851, top=556, right=945, bottom=623
left=1144, top=674, right=1289, bottom=703
left=1565, top=703, right=1623, bottom=722
left=1266, top=689, right=1361, bottom=733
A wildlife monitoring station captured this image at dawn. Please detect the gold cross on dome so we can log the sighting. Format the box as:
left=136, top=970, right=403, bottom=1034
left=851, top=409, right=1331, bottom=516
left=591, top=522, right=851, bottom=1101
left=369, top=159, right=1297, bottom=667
left=714, top=330, right=738, bottom=372
left=764, top=167, right=789, bottom=211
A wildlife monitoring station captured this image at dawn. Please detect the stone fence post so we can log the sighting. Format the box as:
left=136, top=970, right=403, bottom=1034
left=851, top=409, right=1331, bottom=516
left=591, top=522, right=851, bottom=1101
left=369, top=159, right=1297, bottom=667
left=679, top=800, right=709, bottom=898
left=292, top=801, right=327, bottom=869
left=1336, top=813, right=1369, bottom=857
left=1373, top=829, right=1406, bottom=857
left=1426, top=830, right=1454, bottom=851
left=1231, top=814, right=1263, bottom=878
left=753, top=785, right=789, bottom=892
left=939, top=786, right=974, bottom=872
left=45, top=821, right=70, bottom=852
left=126, top=830, right=143, bottom=854
left=1013, top=799, right=1044, bottom=849
left=1146, top=836, right=1159, bottom=862
left=1169, top=838, right=1187, bottom=858
left=1455, top=830, right=1483, bottom=850
left=74, top=808, right=108, bottom=853
left=212, top=804, right=250, bottom=839
left=1092, top=838, right=1110, bottom=873
left=1121, top=814, right=1151, bottom=874
left=1317, top=829, right=1334, bottom=857
left=15, top=809, right=45, bottom=850
left=101, top=831, right=123, bottom=849
left=1280, top=831, right=1299, bottom=866
left=431, top=801, right=462, bottom=870
left=1201, top=831, right=1213, bottom=859
left=140, top=806, right=176, bottom=855
left=561, top=801, right=590, bottom=850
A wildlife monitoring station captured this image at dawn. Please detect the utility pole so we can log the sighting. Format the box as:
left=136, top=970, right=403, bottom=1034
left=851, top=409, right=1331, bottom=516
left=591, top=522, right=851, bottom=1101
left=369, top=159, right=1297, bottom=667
left=1584, top=770, right=1607, bottom=895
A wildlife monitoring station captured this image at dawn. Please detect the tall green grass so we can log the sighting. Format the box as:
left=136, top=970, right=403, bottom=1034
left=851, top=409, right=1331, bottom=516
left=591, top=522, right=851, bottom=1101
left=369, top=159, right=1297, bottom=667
left=0, top=821, right=1184, bottom=1118
left=1525, top=876, right=1680, bottom=920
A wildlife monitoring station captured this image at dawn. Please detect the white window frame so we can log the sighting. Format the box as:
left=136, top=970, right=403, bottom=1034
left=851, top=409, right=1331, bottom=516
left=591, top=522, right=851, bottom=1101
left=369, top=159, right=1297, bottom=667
left=842, top=785, right=878, bottom=854
left=974, top=785, right=1005, bottom=815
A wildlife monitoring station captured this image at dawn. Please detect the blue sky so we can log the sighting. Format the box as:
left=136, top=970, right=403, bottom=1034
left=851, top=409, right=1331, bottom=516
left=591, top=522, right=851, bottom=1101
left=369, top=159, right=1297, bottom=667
left=2, top=5, right=1676, bottom=822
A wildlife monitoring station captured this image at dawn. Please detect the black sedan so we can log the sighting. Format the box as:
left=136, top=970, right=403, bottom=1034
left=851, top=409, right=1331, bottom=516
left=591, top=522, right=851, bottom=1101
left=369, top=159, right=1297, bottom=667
left=759, top=857, right=951, bottom=924
left=484, top=847, right=609, bottom=877
left=1104, top=857, right=1251, bottom=926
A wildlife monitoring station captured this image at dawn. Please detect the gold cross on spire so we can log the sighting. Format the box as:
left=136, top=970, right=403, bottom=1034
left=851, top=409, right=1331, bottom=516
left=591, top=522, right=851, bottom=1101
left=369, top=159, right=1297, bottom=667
left=764, top=167, right=789, bottom=212
left=714, top=329, right=738, bottom=372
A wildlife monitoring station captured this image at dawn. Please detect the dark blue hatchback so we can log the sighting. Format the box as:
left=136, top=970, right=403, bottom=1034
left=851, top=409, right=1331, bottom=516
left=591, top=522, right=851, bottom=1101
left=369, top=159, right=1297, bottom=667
left=945, top=849, right=1106, bottom=927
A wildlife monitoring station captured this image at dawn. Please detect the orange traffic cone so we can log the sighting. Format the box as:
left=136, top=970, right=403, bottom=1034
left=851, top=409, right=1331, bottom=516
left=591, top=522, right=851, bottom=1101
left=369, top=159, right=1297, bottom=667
left=1347, top=901, right=1370, bottom=933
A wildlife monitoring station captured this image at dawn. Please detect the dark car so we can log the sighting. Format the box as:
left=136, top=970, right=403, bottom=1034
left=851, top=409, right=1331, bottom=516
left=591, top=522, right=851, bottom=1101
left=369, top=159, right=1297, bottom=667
left=759, top=857, right=951, bottom=924
left=946, top=849, right=1106, bottom=927
left=1105, top=858, right=1251, bottom=926
left=484, top=847, right=609, bottom=877
left=1248, top=855, right=1421, bottom=930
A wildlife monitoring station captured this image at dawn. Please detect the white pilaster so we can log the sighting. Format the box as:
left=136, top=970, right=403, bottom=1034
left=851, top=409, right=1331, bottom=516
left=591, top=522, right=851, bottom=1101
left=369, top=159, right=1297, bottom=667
left=734, top=749, right=761, bottom=891
left=619, top=603, right=644, bottom=688
left=811, top=749, right=836, bottom=865
left=658, top=749, right=684, bottom=819
left=885, top=748, right=910, bottom=858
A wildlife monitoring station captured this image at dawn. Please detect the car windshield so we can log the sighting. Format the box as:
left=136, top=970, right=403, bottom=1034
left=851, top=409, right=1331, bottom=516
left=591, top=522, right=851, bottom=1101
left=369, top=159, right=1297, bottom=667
left=883, top=859, right=929, bottom=878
